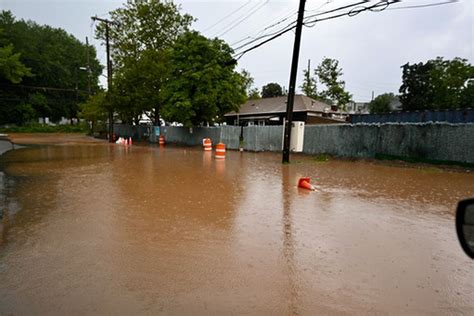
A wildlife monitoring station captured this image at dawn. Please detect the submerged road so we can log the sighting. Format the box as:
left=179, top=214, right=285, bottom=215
left=0, top=135, right=473, bottom=314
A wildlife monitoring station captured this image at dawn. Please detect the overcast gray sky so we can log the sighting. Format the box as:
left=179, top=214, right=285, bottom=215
left=2, top=0, right=473, bottom=101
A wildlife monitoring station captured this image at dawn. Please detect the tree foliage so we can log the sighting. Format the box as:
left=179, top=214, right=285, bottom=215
left=369, top=93, right=396, bottom=114
left=95, top=0, right=193, bottom=124
left=79, top=92, right=108, bottom=133
left=161, top=31, right=246, bottom=127
left=399, top=57, right=474, bottom=110
left=300, top=68, right=318, bottom=99
left=248, top=88, right=261, bottom=99
left=262, top=82, right=283, bottom=98
left=316, top=57, right=352, bottom=108
left=0, top=10, right=102, bottom=125
left=0, top=42, right=31, bottom=83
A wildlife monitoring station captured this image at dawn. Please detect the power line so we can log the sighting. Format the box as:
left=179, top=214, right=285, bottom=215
left=386, top=0, right=458, bottom=10
left=233, top=0, right=333, bottom=47
left=0, top=83, right=90, bottom=94
left=303, top=0, right=369, bottom=21
left=234, top=25, right=295, bottom=60
left=232, top=20, right=296, bottom=52
left=229, top=9, right=297, bottom=48
left=304, top=0, right=399, bottom=27
left=230, top=0, right=337, bottom=51
left=203, top=0, right=253, bottom=32
left=215, top=0, right=270, bottom=38
left=233, top=0, right=373, bottom=57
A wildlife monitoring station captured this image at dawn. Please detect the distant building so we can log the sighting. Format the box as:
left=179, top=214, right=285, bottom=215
left=346, top=96, right=402, bottom=115
left=225, top=95, right=347, bottom=126
left=346, top=101, right=369, bottom=114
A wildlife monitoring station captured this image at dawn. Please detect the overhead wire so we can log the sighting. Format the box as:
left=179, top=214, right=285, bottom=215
left=233, top=0, right=372, bottom=56
left=386, top=0, right=458, bottom=10
left=216, top=0, right=271, bottom=38
left=202, top=0, right=253, bottom=32
left=233, top=0, right=399, bottom=60
left=229, top=8, right=297, bottom=47
left=230, top=0, right=337, bottom=52
left=212, top=0, right=266, bottom=37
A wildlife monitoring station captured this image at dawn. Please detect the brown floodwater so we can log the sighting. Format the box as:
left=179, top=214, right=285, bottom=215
left=1, top=138, right=474, bottom=314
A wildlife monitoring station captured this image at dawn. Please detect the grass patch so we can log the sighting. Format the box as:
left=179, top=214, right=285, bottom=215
left=312, top=153, right=331, bottom=163
left=0, top=123, right=88, bottom=134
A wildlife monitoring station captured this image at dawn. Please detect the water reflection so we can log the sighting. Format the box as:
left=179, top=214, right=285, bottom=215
left=281, top=165, right=299, bottom=315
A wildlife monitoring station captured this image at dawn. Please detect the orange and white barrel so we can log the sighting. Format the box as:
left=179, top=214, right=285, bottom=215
left=203, top=138, right=212, bottom=151
left=159, top=135, right=165, bottom=146
left=215, top=142, right=226, bottom=159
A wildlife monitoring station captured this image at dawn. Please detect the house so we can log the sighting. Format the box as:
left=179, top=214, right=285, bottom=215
left=225, top=95, right=347, bottom=126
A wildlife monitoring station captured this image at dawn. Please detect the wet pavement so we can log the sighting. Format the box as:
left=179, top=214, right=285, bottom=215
left=1, top=137, right=474, bottom=314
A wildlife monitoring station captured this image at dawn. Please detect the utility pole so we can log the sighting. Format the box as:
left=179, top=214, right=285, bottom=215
left=91, top=16, right=114, bottom=142
left=282, top=0, right=307, bottom=163
left=86, top=36, right=91, bottom=95
left=371, top=90, right=374, bottom=101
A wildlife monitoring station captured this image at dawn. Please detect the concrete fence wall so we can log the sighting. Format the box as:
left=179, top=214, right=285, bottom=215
left=303, top=123, right=474, bottom=163
left=351, top=109, right=474, bottom=124
left=142, top=123, right=474, bottom=164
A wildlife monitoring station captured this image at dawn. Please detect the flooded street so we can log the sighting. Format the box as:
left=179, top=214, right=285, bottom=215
left=1, top=137, right=474, bottom=314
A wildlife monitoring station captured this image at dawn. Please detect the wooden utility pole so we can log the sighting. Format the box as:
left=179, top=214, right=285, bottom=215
left=91, top=16, right=114, bottom=142
left=86, top=36, right=91, bottom=95
left=282, top=0, right=307, bottom=163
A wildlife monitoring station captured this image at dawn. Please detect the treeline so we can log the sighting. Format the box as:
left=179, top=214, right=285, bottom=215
left=82, top=0, right=246, bottom=131
left=0, top=10, right=103, bottom=125
left=369, top=58, right=474, bottom=114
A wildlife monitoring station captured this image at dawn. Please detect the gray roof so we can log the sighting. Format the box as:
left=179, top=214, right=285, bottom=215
left=225, top=95, right=334, bottom=117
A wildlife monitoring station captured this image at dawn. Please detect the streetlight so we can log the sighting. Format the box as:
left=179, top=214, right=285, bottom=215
left=79, top=66, right=92, bottom=95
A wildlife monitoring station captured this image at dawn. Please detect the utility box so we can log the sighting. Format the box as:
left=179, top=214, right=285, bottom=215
left=282, top=121, right=305, bottom=152
left=290, top=121, right=305, bottom=152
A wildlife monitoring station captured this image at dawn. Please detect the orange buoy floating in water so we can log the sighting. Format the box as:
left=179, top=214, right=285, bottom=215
left=159, top=135, right=165, bottom=146
left=203, top=138, right=212, bottom=151
left=215, top=142, right=226, bottom=159
left=298, top=177, right=315, bottom=191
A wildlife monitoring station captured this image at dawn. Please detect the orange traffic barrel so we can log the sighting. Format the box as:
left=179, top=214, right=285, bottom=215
left=159, top=135, right=165, bottom=146
left=203, top=138, right=212, bottom=151
left=215, top=142, right=226, bottom=159
left=298, top=177, right=315, bottom=191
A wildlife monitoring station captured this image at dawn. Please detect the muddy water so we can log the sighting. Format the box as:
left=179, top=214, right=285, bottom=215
left=1, top=143, right=473, bottom=314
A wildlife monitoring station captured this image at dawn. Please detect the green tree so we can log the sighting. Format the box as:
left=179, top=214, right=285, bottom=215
left=0, top=10, right=102, bottom=125
left=248, top=88, right=261, bottom=99
left=399, top=57, right=474, bottom=110
left=262, top=82, right=283, bottom=98
left=161, top=31, right=246, bottom=127
left=95, top=0, right=193, bottom=125
left=0, top=43, right=31, bottom=83
left=369, top=93, right=396, bottom=114
left=300, top=68, right=318, bottom=99
left=316, top=57, right=352, bottom=108
left=29, top=92, right=50, bottom=122
left=80, top=92, right=108, bottom=134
